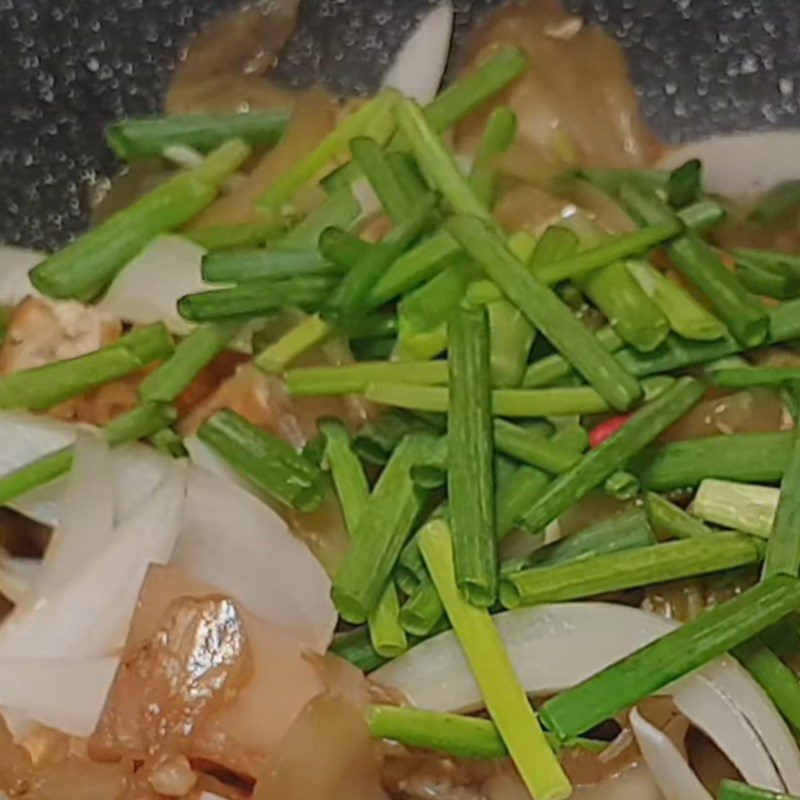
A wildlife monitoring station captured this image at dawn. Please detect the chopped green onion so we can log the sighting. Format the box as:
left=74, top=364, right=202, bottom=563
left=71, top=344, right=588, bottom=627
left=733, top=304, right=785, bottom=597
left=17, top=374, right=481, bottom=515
left=419, top=520, right=572, bottom=800
left=258, top=90, right=397, bottom=213
left=737, top=259, right=800, bottom=300
left=531, top=225, right=579, bottom=266
left=734, top=248, right=800, bottom=280
left=500, top=533, right=762, bottom=609
left=139, top=322, right=237, bottom=404
left=351, top=137, right=418, bottom=224
left=197, top=408, right=326, bottom=511
left=177, top=275, right=334, bottom=322
left=667, top=159, right=703, bottom=208
left=386, top=152, right=429, bottom=203
left=692, top=479, right=777, bottom=538
left=734, top=640, right=800, bottom=736
left=534, top=222, right=684, bottom=286
left=0, top=448, right=74, bottom=508
left=503, top=509, right=656, bottom=576
left=367, top=706, right=605, bottom=760
left=714, top=366, right=800, bottom=390
left=201, top=248, right=342, bottom=284
left=287, top=360, right=448, bottom=396
left=400, top=576, right=445, bottom=636
left=638, top=431, right=794, bottom=491
left=619, top=185, right=769, bottom=348
left=603, top=470, right=640, bottom=500
left=364, top=382, right=613, bottom=417
left=30, top=141, right=250, bottom=300
left=318, top=418, right=407, bottom=657
left=719, top=780, right=800, bottom=800
left=541, top=574, right=800, bottom=740
left=332, top=432, right=434, bottom=623
left=446, top=215, right=642, bottom=411
left=680, top=198, right=727, bottom=232
left=329, top=627, right=389, bottom=673
left=521, top=378, right=704, bottom=533
left=107, top=110, right=290, bottom=159
left=352, top=410, right=442, bottom=465
left=469, top=107, right=517, bottom=207
left=448, top=304, right=497, bottom=607
left=492, top=419, right=582, bottom=475
left=645, top=492, right=715, bottom=539
left=188, top=219, right=284, bottom=252
left=279, top=187, right=362, bottom=250
left=104, top=402, right=177, bottom=446
left=625, top=259, right=728, bottom=341
left=577, top=168, right=669, bottom=194
left=318, top=227, right=375, bottom=270
left=764, top=398, right=800, bottom=578
left=329, top=199, right=436, bottom=317
left=748, top=180, right=800, bottom=224
left=149, top=427, right=188, bottom=458
left=0, top=323, right=173, bottom=411
left=255, top=314, right=332, bottom=374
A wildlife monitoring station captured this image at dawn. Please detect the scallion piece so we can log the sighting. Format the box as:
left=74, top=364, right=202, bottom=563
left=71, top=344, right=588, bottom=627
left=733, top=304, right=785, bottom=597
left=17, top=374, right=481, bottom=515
left=188, top=219, right=284, bottom=252
left=278, top=186, right=362, bottom=249
left=626, top=259, right=728, bottom=341
left=645, top=492, right=715, bottom=539
left=201, top=248, right=342, bottom=284
left=619, top=185, right=769, bottom=347
left=319, top=418, right=408, bottom=658
left=638, top=432, right=794, bottom=491
left=521, top=378, right=704, bottom=533
left=734, top=640, right=800, bottom=736
left=353, top=410, right=442, bottom=465
left=104, top=402, right=177, bottom=446
left=258, top=90, right=397, bottom=213
left=541, top=574, right=800, bottom=740
left=447, top=304, right=497, bottom=607
left=0, top=448, right=74, bottom=508
left=749, top=180, right=800, bottom=224
left=713, top=367, right=800, bottom=390
left=764, top=396, right=800, bottom=578
left=107, top=110, right=290, bottom=159
left=197, top=408, right=326, bottom=511
left=577, top=167, right=669, bottom=194
left=419, top=519, right=572, bottom=800
left=534, top=222, right=684, bottom=286
left=692, top=479, right=777, bottom=538
left=30, top=140, right=250, bottom=300
left=351, top=137, right=417, bottom=223
left=737, top=259, right=800, bottom=300
left=139, top=322, right=237, bottom=404
left=446, top=214, right=642, bottom=411
left=287, top=360, right=448, bottom=396
left=364, top=382, right=613, bottom=417
left=469, top=107, right=517, bottom=206
left=332, top=432, right=434, bottom=623
left=493, top=419, right=582, bottom=475
left=367, top=706, right=604, bottom=760
left=255, top=314, right=333, bottom=374
left=603, top=470, right=641, bottom=500
left=0, top=323, right=173, bottom=411
left=400, top=576, right=445, bottom=636
left=329, top=198, right=436, bottom=317
left=719, top=780, right=800, bottom=800
left=734, top=248, right=800, bottom=280
left=500, top=533, right=762, bottom=609
left=667, top=158, right=703, bottom=208
left=318, top=227, right=375, bottom=270
left=177, top=275, right=334, bottom=322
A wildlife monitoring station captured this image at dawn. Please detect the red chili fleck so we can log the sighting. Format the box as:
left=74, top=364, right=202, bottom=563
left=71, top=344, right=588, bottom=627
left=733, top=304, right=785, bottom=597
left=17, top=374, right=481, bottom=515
left=590, top=413, right=634, bottom=448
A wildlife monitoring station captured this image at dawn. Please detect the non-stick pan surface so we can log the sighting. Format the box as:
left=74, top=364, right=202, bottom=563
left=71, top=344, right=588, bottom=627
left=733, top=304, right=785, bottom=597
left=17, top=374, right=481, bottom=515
left=1, top=0, right=799, bottom=251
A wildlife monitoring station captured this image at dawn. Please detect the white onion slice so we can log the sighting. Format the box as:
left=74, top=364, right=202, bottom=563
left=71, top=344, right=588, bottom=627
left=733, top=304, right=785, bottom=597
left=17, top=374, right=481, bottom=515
left=658, top=130, right=800, bottom=198
left=0, top=246, right=42, bottom=307
left=32, top=431, right=114, bottom=602
left=373, top=603, right=798, bottom=794
left=630, top=708, right=712, bottom=800
left=172, top=466, right=336, bottom=652
left=0, top=657, right=117, bottom=737
left=0, top=461, right=186, bottom=659
left=97, top=235, right=208, bottom=335
left=381, top=1, right=453, bottom=104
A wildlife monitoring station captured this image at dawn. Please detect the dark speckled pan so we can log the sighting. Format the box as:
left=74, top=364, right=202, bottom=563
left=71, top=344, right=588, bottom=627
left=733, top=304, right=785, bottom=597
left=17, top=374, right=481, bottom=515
left=1, top=0, right=799, bottom=251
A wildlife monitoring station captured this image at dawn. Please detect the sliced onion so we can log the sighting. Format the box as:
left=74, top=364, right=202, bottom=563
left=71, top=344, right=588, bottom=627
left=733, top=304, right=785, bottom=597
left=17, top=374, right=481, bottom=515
left=381, top=1, right=453, bottom=103
left=0, top=461, right=186, bottom=659
left=31, top=431, right=114, bottom=602
left=373, top=602, right=799, bottom=794
left=658, top=131, right=800, bottom=198
left=0, top=556, right=39, bottom=606
left=97, top=235, right=208, bottom=335
left=0, top=246, right=41, bottom=307
left=630, top=708, right=712, bottom=800
left=172, top=466, right=336, bottom=652
left=0, top=657, right=117, bottom=737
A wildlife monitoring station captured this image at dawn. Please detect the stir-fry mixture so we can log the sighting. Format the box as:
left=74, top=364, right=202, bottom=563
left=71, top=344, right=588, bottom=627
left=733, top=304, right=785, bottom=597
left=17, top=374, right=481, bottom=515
left=4, top=1, right=800, bottom=798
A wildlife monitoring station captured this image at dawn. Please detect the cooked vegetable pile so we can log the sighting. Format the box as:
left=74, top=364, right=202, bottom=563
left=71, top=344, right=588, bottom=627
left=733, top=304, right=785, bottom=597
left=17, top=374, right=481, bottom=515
left=4, top=24, right=800, bottom=800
